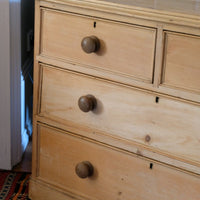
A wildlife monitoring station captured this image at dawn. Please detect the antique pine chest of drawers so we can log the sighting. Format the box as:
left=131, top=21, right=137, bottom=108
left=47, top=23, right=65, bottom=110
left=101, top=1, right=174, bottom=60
left=29, top=0, right=200, bottom=199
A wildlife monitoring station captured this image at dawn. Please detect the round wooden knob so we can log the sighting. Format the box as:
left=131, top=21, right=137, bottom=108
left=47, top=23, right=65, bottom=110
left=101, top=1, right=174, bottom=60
left=78, top=95, right=97, bottom=112
left=75, top=161, right=94, bottom=179
left=81, top=36, right=100, bottom=54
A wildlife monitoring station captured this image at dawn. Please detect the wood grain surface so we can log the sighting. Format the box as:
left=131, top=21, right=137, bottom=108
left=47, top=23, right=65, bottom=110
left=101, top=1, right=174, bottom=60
left=30, top=1, right=200, bottom=199
left=162, top=32, right=200, bottom=93
left=39, top=65, right=200, bottom=165
left=36, top=124, right=200, bottom=200
left=40, top=9, right=156, bottom=83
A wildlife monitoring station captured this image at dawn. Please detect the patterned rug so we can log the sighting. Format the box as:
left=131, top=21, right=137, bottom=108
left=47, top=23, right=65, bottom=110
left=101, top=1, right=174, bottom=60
left=0, top=171, right=31, bottom=200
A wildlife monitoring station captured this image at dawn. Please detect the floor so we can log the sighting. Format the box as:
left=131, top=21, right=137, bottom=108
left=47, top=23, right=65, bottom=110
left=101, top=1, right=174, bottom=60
left=12, top=141, right=32, bottom=173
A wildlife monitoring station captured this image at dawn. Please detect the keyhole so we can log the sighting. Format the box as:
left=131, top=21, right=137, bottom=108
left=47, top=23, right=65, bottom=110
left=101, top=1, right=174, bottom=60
left=155, top=96, right=159, bottom=103
left=94, top=22, right=96, bottom=28
left=150, top=163, right=153, bottom=169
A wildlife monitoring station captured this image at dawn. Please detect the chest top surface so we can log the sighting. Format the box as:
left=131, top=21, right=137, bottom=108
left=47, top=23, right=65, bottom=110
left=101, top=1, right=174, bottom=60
left=49, top=0, right=200, bottom=16
left=93, top=0, right=200, bottom=16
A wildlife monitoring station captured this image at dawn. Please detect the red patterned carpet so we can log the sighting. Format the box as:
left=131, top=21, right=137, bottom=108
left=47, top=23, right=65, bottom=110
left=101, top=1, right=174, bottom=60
left=0, top=171, right=30, bottom=200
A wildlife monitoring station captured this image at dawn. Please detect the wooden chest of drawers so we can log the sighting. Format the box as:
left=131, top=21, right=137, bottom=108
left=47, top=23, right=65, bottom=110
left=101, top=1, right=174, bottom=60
left=30, top=0, right=200, bottom=199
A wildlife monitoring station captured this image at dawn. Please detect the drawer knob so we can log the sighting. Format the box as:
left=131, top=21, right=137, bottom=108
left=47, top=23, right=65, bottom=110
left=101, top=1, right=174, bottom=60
left=81, top=36, right=100, bottom=54
left=75, top=161, right=94, bottom=179
left=78, top=95, right=97, bottom=112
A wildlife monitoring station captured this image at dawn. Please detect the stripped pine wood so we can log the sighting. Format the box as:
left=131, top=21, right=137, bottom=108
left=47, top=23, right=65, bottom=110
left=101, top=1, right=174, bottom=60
left=39, top=65, right=200, bottom=165
left=30, top=0, right=200, bottom=199
left=35, top=124, right=200, bottom=200
left=40, top=9, right=156, bottom=83
left=162, top=32, right=200, bottom=93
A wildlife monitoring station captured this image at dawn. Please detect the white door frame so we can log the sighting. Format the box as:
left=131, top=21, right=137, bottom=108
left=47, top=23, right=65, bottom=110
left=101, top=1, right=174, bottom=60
left=0, top=0, right=22, bottom=170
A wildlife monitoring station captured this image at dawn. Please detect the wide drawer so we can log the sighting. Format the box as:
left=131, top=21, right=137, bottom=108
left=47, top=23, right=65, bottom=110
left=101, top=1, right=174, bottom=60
left=162, top=32, right=200, bottom=93
left=40, top=8, right=156, bottom=83
left=37, top=124, right=200, bottom=200
left=39, top=65, right=200, bottom=165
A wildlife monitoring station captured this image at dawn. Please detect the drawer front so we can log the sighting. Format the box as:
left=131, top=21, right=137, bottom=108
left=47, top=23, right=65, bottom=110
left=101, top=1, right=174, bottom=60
left=37, top=125, right=200, bottom=200
left=162, top=32, right=200, bottom=93
left=40, top=9, right=156, bottom=82
left=39, top=65, right=200, bottom=164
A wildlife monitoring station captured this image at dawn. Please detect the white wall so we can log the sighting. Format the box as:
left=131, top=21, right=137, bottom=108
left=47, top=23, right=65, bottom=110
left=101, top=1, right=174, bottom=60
left=0, top=0, right=12, bottom=170
left=0, top=0, right=22, bottom=170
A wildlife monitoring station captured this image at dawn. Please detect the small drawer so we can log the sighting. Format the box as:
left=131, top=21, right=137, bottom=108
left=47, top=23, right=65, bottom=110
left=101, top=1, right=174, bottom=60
left=162, top=32, right=200, bottom=93
left=37, top=124, right=200, bottom=200
left=40, top=9, right=156, bottom=83
left=39, top=65, right=200, bottom=165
